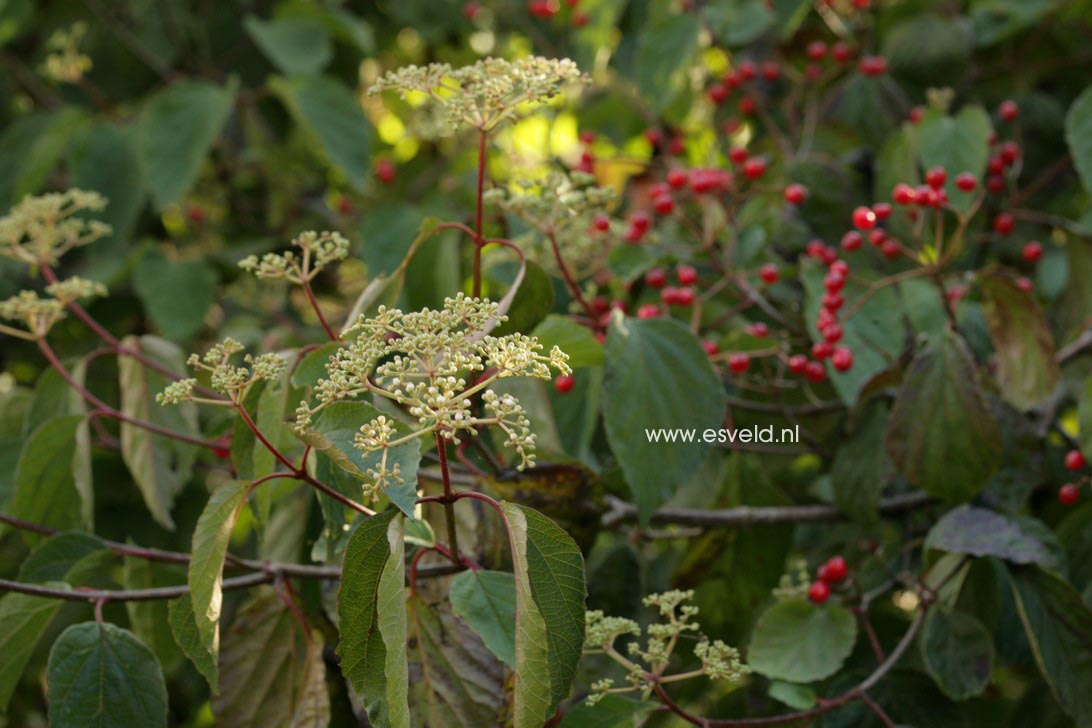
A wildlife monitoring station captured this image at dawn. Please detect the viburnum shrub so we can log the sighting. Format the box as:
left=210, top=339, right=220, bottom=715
left=2, top=2, right=1092, bottom=727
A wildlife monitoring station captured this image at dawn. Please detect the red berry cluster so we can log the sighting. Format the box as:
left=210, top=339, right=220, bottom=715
left=527, top=0, right=586, bottom=26
left=808, top=555, right=848, bottom=604
left=1059, top=449, right=1088, bottom=506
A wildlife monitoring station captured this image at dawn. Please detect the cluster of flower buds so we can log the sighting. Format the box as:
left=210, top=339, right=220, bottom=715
left=41, top=22, right=93, bottom=84
left=238, top=230, right=350, bottom=284
left=0, top=277, right=107, bottom=339
left=0, top=189, right=111, bottom=266
left=157, top=337, right=286, bottom=405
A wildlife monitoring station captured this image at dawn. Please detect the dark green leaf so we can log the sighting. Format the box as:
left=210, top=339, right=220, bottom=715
left=918, top=106, right=992, bottom=214
left=0, top=589, right=63, bottom=711
left=168, top=593, right=219, bottom=691
left=704, top=0, right=775, bottom=47
left=133, top=249, right=216, bottom=342
left=980, top=276, right=1058, bottom=410
left=883, top=14, right=971, bottom=82
left=532, top=315, right=604, bottom=369
left=558, top=694, right=656, bottom=727
left=633, top=14, right=700, bottom=113
left=123, top=557, right=184, bottom=672
left=1065, top=84, right=1092, bottom=196
left=920, top=608, right=994, bottom=699
left=487, top=260, right=553, bottom=336
left=18, top=531, right=108, bottom=583
left=925, top=505, right=1060, bottom=569
left=747, top=599, right=857, bottom=683
left=449, top=570, right=517, bottom=668
left=9, top=416, right=84, bottom=537
left=831, top=403, right=892, bottom=523
left=244, top=16, right=333, bottom=75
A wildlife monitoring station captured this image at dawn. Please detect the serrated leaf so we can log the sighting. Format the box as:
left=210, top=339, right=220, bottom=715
left=1066, top=84, right=1092, bottom=196
left=0, top=589, right=64, bottom=711
left=119, top=335, right=200, bottom=529
left=9, top=415, right=84, bottom=538
left=747, top=599, right=857, bottom=683
left=244, top=16, right=333, bottom=75
left=979, top=276, right=1058, bottom=411
left=46, top=622, right=168, bottom=728
left=188, top=480, right=252, bottom=687
left=298, top=401, right=420, bottom=517
left=920, top=608, right=994, bottom=700
left=168, top=593, right=218, bottom=691
left=1007, top=566, right=1092, bottom=725
left=337, top=509, right=409, bottom=728
left=502, top=502, right=586, bottom=727
left=926, top=505, right=1061, bottom=569
left=886, top=330, right=1001, bottom=502
left=532, top=315, right=604, bottom=369
left=450, top=570, right=517, bottom=667
left=603, top=315, right=726, bottom=522
left=133, top=250, right=217, bottom=342
left=139, top=80, right=236, bottom=208
left=270, top=75, right=373, bottom=191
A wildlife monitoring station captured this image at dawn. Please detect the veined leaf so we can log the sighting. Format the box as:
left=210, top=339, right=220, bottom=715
left=9, top=415, right=84, bottom=538
left=124, top=557, right=185, bottom=672
left=291, top=633, right=331, bottom=728
left=244, top=16, right=333, bottom=76
left=979, top=276, right=1059, bottom=411
left=168, top=593, right=218, bottom=691
left=747, top=599, right=857, bottom=683
left=1066, top=84, right=1092, bottom=196
left=46, top=622, right=168, bottom=728
left=450, top=569, right=517, bottom=667
left=925, top=505, right=1061, bottom=570
left=920, top=608, right=994, bottom=700
left=532, top=315, right=604, bottom=369
left=18, top=531, right=108, bottom=583
left=0, top=588, right=64, bottom=711
left=559, top=694, right=656, bottom=727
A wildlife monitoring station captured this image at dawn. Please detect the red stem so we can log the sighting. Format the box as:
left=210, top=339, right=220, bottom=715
left=472, top=128, right=487, bottom=298
left=435, top=432, right=462, bottom=566
left=301, top=279, right=339, bottom=342
left=546, top=230, right=598, bottom=322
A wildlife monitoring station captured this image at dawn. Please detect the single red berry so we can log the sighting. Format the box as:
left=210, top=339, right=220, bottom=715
left=892, top=183, right=916, bottom=205
left=645, top=268, right=667, bottom=288
left=746, top=322, right=769, bottom=338
left=660, top=287, right=679, bottom=305
left=868, top=229, right=888, bottom=246
left=644, top=128, right=663, bottom=147
left=592, top=297, right=610, bottom=314
left=988, top=155, right=1006, bottom=175
left=742, top=157, right=767, bottom=180
left=915, top=185, right=939, bottom=207
left=576, top=152, right=595, bottom=173
left=186, top=204, right=205, bottom=224
left=674, top=287, right=695, bottom=306
left=993, top=213, right=1015, bottom=235
left=631, top=211, right=652, bottom=233
left=738, top=96, right=757, bottom=115
left=823, top=556, right=848, bottom=583
left=852, top=206, right=877, bottom=230
left=593, top=214, right=611, bottom=232
left=572, top=10, right=588, bottom=27
left=636, top=304, right=661, bottom=319
left=822, top=292, right=845, bottom=311
left=806, top=41, right=827, bottom=60
left=759, top=263, right=780, bottom=284
left=624, top=225, right=644, bottom=244
left=667, top=169, right=688, bottom=189
left=1023, top=241, right=1043, bottom=263
left=872, top=202, right=892, bottom=220
left=806, top=63, right=822, bottom=81
left=1059, top=483, right=1081, bottom=506
left=375, top=158, right=396, bottom=184
left=987, top=175, right=1005, bottom=194
left=881, top=239, right=901, bottom=258
left=1000, top=141, right=1020, bottom=165
left=653, top=194, right=675, bottom=215
left=788, top=355, right=808, bottom=374
left=728, top=352, right=751, bottom=373
left=336, top=195, right=354, bottom=216
left=858, top=55, right=887, bottom=76
left=955, top=172, right=978, bottom=192
left=702, top=339, right=719, bottom=356
left=738, top=60, right=757, bottom=81
left=580, top=130, right=596, bottom=145
left=784, top=183, right=809, bottom=205
left=812, top=340, right=834, bottom=360
left=668, top=137, right=686, bottom=156
left=676, top=264, right=698, bottom=286
left=822, top=324, right=844, bottom=344
left=925, top=166, right=947, bottom=190
left=1016, top=276, right=1033, bottom=293
left=908, top=106, right=924, bottom=124
left=554, top=375, right=575, bottom=393
left=832, top=42, right=853, bottom=63
left=214, top=445, right=231, bottom=460
left=841, top=231, right=863, bottom=252
left=831, top=347, right=853, bottom=371
left=808, top=580, right=831, bottom=604
left=999, top=99, right=1019, bottom=122
left=806, top=239, right=827, bottom=259
left=804, top=360, right=826, bottom=382
left=853, top=0, right=871, bottom=8
left=728, top=147, right=749, bottom=165
left=1065, top=449, right=1087, bottom=471
left=761, top=61, right=781, bottom=81
left=707, top=83, right=729, bottom=104
left=830, top=259, right=850, bottom=275
left=528, top=0, right=557, bottom=17
left=824, top=272, right=846, bottom=293
left=462, top=2, right=482, bottom=20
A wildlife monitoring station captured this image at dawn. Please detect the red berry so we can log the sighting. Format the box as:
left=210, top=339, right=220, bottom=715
left=925, top=166, right=947, bottom=190
left=376, top=158, right=396, bottom=184
left=572, top=10, right=588, bottom=27
left=808, top=580, right=831, bottom=604
left=1059, top=484, right=1081, bottom=506
left=788, top=355, right=808, bottom=374
left=668, top=137, right=686, bottom=156
left=893, top=183, right=916, bottom=205
left=852, top=206, right=877, bottom=230
left=746, top=322, right=769, bottom=338
left=830, top=259, right=850, bottom=275
left=624, top=226, right=643, bottom=244
left=528, top=0, right=558, bottom=19
left=336, top=195, right=354, bottom=215
left=742, top=157, right=767, bottom=180
left=806, top=63, right=822, bottom=81
left=645, top=268, right=667, bottom=288
left=999, top=99, right=1019, bottom=122
left=761, top=61, right=781, bottom=81
left=804, top=360, right=826, bottom=382
left=462, top=2, right=482, bottom=20
left=908, top=106, right=924, bottom=124
left=1065, top=449, right=1086, bottom=471
left=759, top=263, right=780, bottom=284
left=858, top=55, right=887, bottom=76
left=554, top=375, right=575, bottom=393
left=644, top=128, right=663, bottom=147
left=807, top=41, right=827, bottom=60
left=631, top=211, right=652, bottom=233
left=676, top=264, right=698, bottom=286
left=784, top=183, right=809, bottom=205
left=916, top=185, right=939, bottom=207
left=831, top=347, right=853, bottom=371
left=872, top=202, right=892, bottom=221
left=674, top=287, right=695, bottom=306
left=592, top=297, right=610, bottom=314
left=881, top=239, right=901, bottom=259
left=824, top=273, right=846, bottom=293
left=186, top=205, right=205, bottom=224
left=822, top=293, right=845, bottom=311
left=955, top=172, right=978, bottom=192
left=868, top=229, right=887, bottom=246
left=806, top=239, right=827, bottom=259
left=593, top=214, right=611, bottom=232
left=636, top=304, right=661, bottom=319
left=832, top=42, right=853, bottom=63
left=738, top=60, right=757, bottom=81
left=707, top=83, right=729, bottom=104
left=214, top=445, right=231, bottom=460
left=988, top=155, right=1006, bottom=175
left=841, top=231, right=863, bottom=252
left=822, top=324, right=844, bottom=344
left=653, top=194, right=675, bottom=215
left=667, top=169, right=688, bottom=189
left=1023, top=241, right=1043, bottom=263
left=727, top=352, right=751, bottom=373
left=823, top=556, right=848, bottom=583
left=812, top=340, right=834, bottom=360
left=1000, top=141, right=1020, bottom=165
left=702, top=339, right=719, bottom=356
left=660, top=287, right=679, bottom=305
left=993, top=213, right=1015, bottom=235
left=1016, top=276, right=1033, bottom=293
left=987, top=175, right=1005, bottom=194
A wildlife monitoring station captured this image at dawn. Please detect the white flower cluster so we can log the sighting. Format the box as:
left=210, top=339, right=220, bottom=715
left=0, top=189, right=111, bottom=266
left=772, top=558, right=812, bottom=602
left=238, top=230, right=350, bottom=284
left=370, top=56, right=587, bottom=133
left=42, top=22, right=93, bottom=84
left=158, top=338, right=287, bottom=405
left=0, top=277, right=106, bottom=339
left=296, top=293, right=569, bottom=476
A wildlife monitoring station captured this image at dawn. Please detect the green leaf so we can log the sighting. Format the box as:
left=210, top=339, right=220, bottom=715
left=297, top=400, right=421, bottom=517
left=46, top=622, right=168, bottom=728
left=747, top=599, right=857, bottom=683
left=291, top=633, right=331, bottom=727
left=1065, top=84, right=1092, bottom=196
left=1080, top=376, right=1092, bottom=462
left=132, top=249, right=216, bottom=342
left=291, top=341, right=342, bottom=389
left=918, top=106, right=992, bottom=214
left=926, top=505, right=1061, bottom=569
left=883, top=14, right=971, bottom=82
left=270, top=75, right=374, bottom=191
left=831, top=402, right=892, bottom=523
left=487, top=260, right=553, bottom=337
left=920, top=608, right=994, bottom=700
left=188, top=480, right=252, bottom=688
left=0, top=589, right=63, bottom=711
left=123, top=557, right=184, bottom=672
left=1007, top=566, right=1092, bottom=725
left=449, top=570, right=517, bottom=668
left=633, top=13, right=700, bottom=113
left=18, top=531, right=108, bottom=583
left=9, top=416, right=84, bottom=537
left=244, top=16, right=333, bottom=75
left=767, top=681, right=817, bottom=710
left=119, top=335, right=200, bottom=529
left=337, top=509, right=409, bottom=728
left=802, top=261, right=905, bottom=405
left=558, top=694, right=656, bottom=727
left=139, top=80, right=236, bottom=208
left=11, top=107, right=88, bottom=202
left=168, top=593, right=219, bottom=691
left=704, top=0, right=775, bottom=47
left=501, top=502, right=587, bottom=727
left=532, top=315, right=604, bottom=369
left=603, top=315, right=726, bottom=522
left=979, top=276, right=1058, bottom=411
left=885, top=330, right=1001, bottom=502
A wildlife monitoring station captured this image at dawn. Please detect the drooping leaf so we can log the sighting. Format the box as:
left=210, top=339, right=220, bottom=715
left=925, top=505, right=1061, bottom=570
left=132, top=249, right=217, bottom=342
left=979, top=276, right=1058, bottom=411
left=46, top=622, right=168, bottom=728
left=244, top=16, right=333, bottom=75
left=9, top=415, right=84, bottom=538
left=337, top=509, right=409, bottom=727
left=449, top=569, right=517, bottom=668
left=188, top=480, right=252, bottom=686
left=747, top=599, right=858, bottom=683
left=886, top=330, right=1001, bottom=502
left=1065, top=83, right=1092, bottom=196
left=1007, top=566, right=1092, bottom=725
left=168, top=593, right=219, bottom=691
left=501, top=502, right=587, bottom=727
left=920, top=608, right=994, bottom=700
left=532, top=315, right=605, bottom=369
left=118, top=335, right=200, bottom=529
left=603, top=315, right=726, bottom=522
left=0, top=589, right=63, bottom=711
left=831, top=402, right=892, bottom=523
left=138, top=80, right=236, bottom=208
left=270, top=75, right=373, bottom=191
